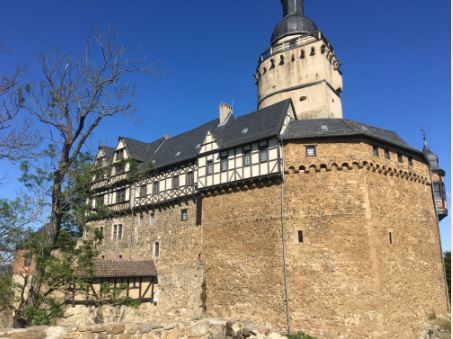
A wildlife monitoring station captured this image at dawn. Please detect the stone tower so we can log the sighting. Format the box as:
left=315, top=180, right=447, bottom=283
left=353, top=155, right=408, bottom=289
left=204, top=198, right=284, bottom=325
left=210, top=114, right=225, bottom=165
left=256, top=0, right=343, bottom=119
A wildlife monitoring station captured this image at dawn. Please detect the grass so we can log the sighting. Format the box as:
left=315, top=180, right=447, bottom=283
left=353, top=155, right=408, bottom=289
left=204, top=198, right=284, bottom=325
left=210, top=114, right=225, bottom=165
left=285, top=331, right=318, bottom=339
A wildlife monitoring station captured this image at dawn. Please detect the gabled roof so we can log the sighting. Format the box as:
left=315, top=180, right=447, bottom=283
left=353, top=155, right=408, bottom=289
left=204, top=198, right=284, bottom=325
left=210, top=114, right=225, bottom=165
left=215, top=99, right=292, bottom=149
left=90, top=260, right=157, bottom=278
left=282, top=119, right=419, bottom=154
left=99, top=146, right=115, bottom=162
left=113, top=100, right=292, bottom=173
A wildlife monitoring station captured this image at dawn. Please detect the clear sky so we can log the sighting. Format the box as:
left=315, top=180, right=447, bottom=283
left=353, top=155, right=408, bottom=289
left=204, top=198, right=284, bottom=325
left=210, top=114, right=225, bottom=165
left=0, top=0, right=450, bottom=250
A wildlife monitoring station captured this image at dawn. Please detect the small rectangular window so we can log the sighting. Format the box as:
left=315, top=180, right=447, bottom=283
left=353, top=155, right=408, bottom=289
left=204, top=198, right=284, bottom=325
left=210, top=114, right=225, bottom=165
left=196, top=197, right=203, bottom=226
left=397, top=153, right=403, bottom=163
left=186, top=171, right=194, bottom=186
left=389, top=232, right=393, bottom=245
left=153, top=181, right=159, bottom=195
left=243, top=150, right=251, bottom=166
left=150, top=211, right=156, bottom=225
left=140, top=185, right=147, bottom=198
left=96, top=195, right=104, bottom=207
left=115, top=163, right=125, bottom=175
left=172, top=175, right=179, bottom=189
left=384, top=149, right=390, bottom=159
left=139, top=214, right=144, bottom=227
left=116, top=189, right=126, bottom=203
left=373, top=146, right=379, bottom=157
left=259, top=145, right=269, bottom=163
left=298, top=230, right=304, bottom=243
left=181, top=209, right=188, bottom=221
left=113, top=224, right=123, bottom=240
left=408, top=157, right=413, bottom=167
left=305, top=146, right=316, bottom=157
left=433, top=183, right=442, bottom=201
left=207, top=160, right=214, bottom=175
left=220, top=154, right=228, bottom=172
left=116, top=149, right=124, bottom=160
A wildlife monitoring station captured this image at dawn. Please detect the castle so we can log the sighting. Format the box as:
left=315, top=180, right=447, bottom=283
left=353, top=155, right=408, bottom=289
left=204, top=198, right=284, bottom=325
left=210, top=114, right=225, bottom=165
left=56, top=1, right=449, bottom=337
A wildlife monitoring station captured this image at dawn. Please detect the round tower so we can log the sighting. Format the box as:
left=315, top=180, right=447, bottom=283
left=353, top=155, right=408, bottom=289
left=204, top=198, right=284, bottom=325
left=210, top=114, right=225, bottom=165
left=256, top=0, right=343, bottom=120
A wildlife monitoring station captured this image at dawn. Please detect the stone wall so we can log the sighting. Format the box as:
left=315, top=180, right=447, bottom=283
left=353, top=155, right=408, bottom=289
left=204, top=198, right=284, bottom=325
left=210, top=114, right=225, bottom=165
left=73, top=198, right=204, bottom=324
left=283, top=140, right=448, bottom=338
left=0, top=319, right=286, bottom=339
left=202, top=184, right=287, bottom=328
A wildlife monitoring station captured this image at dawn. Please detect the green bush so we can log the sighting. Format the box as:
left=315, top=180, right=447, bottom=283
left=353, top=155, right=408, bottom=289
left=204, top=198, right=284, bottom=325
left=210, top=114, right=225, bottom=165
left=286, top=331, right=318, bottom=339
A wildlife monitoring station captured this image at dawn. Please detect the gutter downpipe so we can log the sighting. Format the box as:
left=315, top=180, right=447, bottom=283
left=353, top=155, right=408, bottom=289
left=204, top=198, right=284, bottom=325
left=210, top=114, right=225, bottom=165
left=279, top=136, right=291, bottom=334
left=427, top=166, right=451, bottom=310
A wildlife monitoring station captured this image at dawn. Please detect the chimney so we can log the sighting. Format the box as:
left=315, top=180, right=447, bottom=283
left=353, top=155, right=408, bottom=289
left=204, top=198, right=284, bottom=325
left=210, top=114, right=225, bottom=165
left=219, top=103, right=233, bottom=126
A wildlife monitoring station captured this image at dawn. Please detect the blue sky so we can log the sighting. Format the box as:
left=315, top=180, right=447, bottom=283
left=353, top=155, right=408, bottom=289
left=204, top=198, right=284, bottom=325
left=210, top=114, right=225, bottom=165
left=0, top=0, right=450, bottom=250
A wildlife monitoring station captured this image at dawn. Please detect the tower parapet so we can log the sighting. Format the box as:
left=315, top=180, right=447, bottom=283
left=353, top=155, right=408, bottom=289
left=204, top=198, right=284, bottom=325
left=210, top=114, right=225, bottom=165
left=256, top=0, right=343, bottom=120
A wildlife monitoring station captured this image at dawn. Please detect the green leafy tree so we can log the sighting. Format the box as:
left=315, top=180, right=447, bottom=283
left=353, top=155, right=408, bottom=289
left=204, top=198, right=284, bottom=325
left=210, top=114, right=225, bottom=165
left=13, top=153, right=99, bottom=326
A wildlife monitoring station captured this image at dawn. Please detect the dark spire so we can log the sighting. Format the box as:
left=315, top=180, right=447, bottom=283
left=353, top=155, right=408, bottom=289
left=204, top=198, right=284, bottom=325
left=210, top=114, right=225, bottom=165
left=282, top=0, right=304, bottom=17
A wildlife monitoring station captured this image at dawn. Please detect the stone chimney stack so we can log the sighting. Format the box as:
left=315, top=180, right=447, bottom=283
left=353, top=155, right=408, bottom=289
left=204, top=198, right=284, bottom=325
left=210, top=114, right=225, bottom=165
left=219, top=103, right=233, bottom=125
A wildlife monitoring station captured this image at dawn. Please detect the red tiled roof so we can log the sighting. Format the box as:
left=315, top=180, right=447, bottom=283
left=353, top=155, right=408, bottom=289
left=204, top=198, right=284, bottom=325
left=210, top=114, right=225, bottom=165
left=87, top=260, right=158, bottom=278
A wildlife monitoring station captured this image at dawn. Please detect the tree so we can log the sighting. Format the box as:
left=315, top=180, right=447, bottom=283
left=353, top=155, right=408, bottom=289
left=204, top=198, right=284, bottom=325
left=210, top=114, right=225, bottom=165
left=17, top=30, right=153, bottom=322
left=0, top=48, right=36, bottom=161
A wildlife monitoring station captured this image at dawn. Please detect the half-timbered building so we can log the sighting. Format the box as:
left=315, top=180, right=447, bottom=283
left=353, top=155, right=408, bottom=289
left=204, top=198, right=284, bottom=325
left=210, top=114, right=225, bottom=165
left=63, top=0, right=450, bottom=337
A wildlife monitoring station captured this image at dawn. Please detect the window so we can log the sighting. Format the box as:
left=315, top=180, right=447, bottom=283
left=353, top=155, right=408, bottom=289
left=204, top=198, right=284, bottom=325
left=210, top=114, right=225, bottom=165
left=154, top=242, right=160, bottom=258
left=384, top=149, right=390, bottom=160
left=397, top=153, right=403, bottom=163
left=220, top=154, right=228, bottom=172
left=96, top=195, right=104, bottom=207
left=116, top=189, right=126, bottom=203
left=196, top=197, right=203, bottom=226
left=186, top=171, right=194, bottom=186
left=150, top=211, right=156, bottom=225
left=115, top=163, right=125, bottom=175
left=181, top=209, right=188, bottom=221
left=408, top=157, right=413, bottom=167
left=310, top=47, right=315, bottom=56
left=305, top=146, right=316, bottom=157
left=243, top=150, right=251, bottom=166
left=152, top=181, right=159, bottom=195
left=372, top=146, right=379, bottom=157
left=389, top=232, right=393, bottom=245
left=433, top=183, right=442, bottom=201
left=139, top=214, right=144, bottom=227
left=259, top=145, right=269, bottom=163
left=206, top=160, right=214, bottom=175
left=140, top=184, right=147, bottom=198
left=113, top=224, right=123, bottom=240
left=172, top=175, right=179, bottom=189
left=116, top=149, right=124, bottom=160
left=298, top=231, right=304, bottom=243
left=300, top=50, right=305, bottom=59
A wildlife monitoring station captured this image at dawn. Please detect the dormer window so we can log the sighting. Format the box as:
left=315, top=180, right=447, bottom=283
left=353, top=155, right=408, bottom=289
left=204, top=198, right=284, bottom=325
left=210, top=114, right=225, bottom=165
left=115, top=163, right=125, bottom=175
left=116, top=149, right=125, bottom=161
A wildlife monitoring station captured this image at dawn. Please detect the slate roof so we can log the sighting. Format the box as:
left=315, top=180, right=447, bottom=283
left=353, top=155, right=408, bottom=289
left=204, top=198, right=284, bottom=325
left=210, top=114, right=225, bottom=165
left=100, top=146, right=115, bottom=162
left=282, top=119, right=421, bottom=154
left=106, top=99, right=421, bottom=173
left=120, top=100, right=292, bottom=172
left=90, top=260, right=157, bottom=278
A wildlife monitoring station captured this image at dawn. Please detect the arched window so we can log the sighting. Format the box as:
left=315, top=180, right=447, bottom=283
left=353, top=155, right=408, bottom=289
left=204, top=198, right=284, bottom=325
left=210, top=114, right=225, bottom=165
left=154, top=242, right=160, bottom=259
